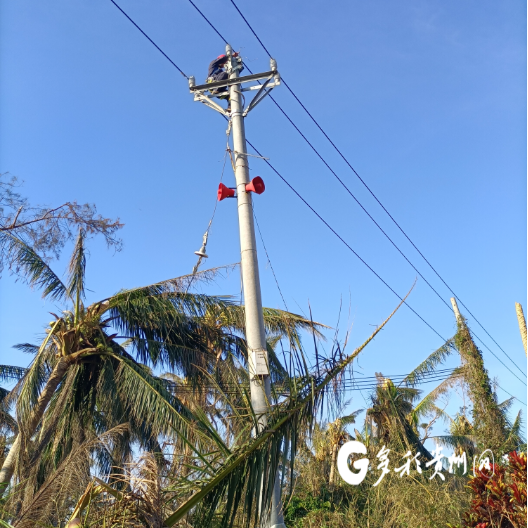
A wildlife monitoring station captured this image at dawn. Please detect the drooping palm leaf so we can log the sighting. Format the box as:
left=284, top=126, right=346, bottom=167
left=0, top=365, right=27, bottom=383
left=203, top=305, right=327, bottom=350
left=0, top=232, right=67, bottom=301
left=10, top=424, right=129, bottom=528
left=107, top=286, right=235, bottom=373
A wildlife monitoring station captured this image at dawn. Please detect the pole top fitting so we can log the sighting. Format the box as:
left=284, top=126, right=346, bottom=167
left=225, top=44, right=233, bottom=57
left=270, top=58, right=277, bottom=72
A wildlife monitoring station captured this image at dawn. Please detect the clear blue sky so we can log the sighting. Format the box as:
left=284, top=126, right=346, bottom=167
left=1, top=1, right=526, bottom=430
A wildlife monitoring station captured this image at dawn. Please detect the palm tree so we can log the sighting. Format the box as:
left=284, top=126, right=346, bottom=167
left=326, top=410, right=363, bottom=489
left=366, top=377, right=431, bottom=457
left=0, top=230, right=322, bottom=498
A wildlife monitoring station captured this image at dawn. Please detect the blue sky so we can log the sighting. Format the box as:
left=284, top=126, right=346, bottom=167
left=1, top=1, right=526, bottom=433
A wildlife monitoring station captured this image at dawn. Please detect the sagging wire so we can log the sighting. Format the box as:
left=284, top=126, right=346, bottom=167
left=190, top=118, right=233, bottom=278
left=253, top=207, right=288, bottom=312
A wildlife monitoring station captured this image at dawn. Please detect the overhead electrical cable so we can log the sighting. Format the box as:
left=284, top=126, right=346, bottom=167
left=107, top=0, right=527, bottom=391
left=496, top=384, right=527, bottom=406
left=244, top=139, right=528, bottom=387
left=177, top=0, right=525, bottom=381
left=165, top=368, right=463, bottom=392
left=109, top=0, right=188, bottom=78
left=226, top=0, right=527, bottom=379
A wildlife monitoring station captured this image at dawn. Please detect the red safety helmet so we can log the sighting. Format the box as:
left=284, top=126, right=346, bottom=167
left=216, top=52, right=239, bottom=59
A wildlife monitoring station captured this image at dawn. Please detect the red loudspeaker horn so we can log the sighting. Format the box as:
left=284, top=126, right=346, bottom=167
left=245, top=176, right=265, bottom=195
left=218, top=183, right=235, bottom=201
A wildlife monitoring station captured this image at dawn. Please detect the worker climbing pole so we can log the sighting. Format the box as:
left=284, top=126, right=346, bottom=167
left=189, top=45, right=284, bottom=528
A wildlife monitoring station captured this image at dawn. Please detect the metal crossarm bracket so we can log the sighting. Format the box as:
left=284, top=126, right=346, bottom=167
left=189, top=57, right=280, bottom=117
left=192, top=92, right=230, bottom=116
left=190, top=70, right=277, bottom=93
left=243, top=75, right=275, bottom=116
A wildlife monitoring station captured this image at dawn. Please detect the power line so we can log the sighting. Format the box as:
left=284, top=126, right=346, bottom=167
left=165, top=369, right=463, bottom=393
left=496, top=383, right=527, bottom=407
left=246, top=139, right=447, bottom=342
left=106, top=0, right=527, bottom=391
left=187, top=0, right=228, bottom=45
left=244, top=139, right=528, bottom=388
left=109, top=0, right=188, bottom=78
left=226, top=0, right=526, bottom=380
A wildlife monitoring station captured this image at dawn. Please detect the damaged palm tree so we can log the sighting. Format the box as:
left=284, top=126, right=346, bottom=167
left=0, top=231, right=321, bottom=501
left=450, top=298, right=515, bottom=454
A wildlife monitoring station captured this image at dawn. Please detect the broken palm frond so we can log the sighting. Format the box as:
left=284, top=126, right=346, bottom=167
left=64, top=453, right=174, bottom=528
left=162, top=288, right=410, bottom=527
left=5, top=424, right=129, bottom=528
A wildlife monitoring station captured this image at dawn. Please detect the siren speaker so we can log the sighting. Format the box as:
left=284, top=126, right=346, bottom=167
left=217, top=183, right=235, bottom=201
left=245, top=176, right=265, bottom=195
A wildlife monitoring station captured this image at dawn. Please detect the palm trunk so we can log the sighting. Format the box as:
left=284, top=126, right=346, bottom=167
left=515, top=302, right=527, bottom=356
left=328, top=442, right=339, bottom=489
left=0, top=356, right=72, bottom=495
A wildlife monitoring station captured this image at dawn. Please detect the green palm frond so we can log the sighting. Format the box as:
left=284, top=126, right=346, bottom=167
left=0, top=232, right=67, bottom=301
left=504, top=410, right=525, bottom=451
left=14, top=340, right=57, bottom=425
left=403, top=338, right=456, bottom=386
left=67, top=230, right=86, bottom=319
left=0, top=365, right=27, bottom=383
left=409, top=370, right=465, bottom=426
left=433, top=434, right=476, bottom=451
left=340, top=409, right=364, bottom=426
left=104, top=264, right=238, bottom=306
left=136, top=263, right=240, bottom=296
left=12, top=343, right=39, bottom=355
left=107, top=289, right=236, bottom=373
left=206, top=305, right=326, bottom=350
left=498, top=397, right=515, bottom=414
left=110, top=353, right=202, bottom=442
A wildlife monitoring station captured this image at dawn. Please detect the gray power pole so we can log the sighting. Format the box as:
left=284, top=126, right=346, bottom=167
left=189, top=46, right=284, bottom=528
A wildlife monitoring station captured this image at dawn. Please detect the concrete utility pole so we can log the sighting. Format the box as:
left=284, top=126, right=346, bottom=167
left=189, top=45, right=284, bottom=528
left=227, top=44, right=285, bottom=528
